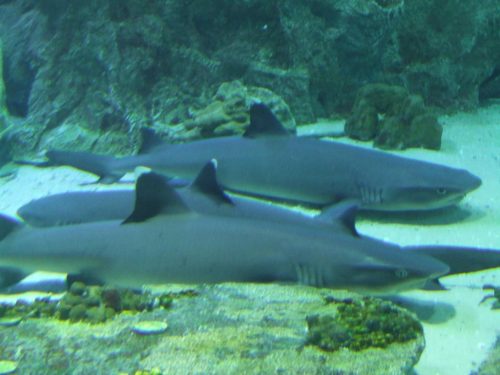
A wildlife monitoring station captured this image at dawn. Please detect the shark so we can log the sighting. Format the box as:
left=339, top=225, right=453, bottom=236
left=30, top=103, right=481, bottom=212
left=14, top=161, right=500, bottom=291
left=17, top=160, right=356, bottom=234
left=0, top=171, right=450, bottom=294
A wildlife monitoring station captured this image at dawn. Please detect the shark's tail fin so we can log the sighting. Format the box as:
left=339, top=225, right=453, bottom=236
left=0, top=267, right=29, bottom=291
left=46, top=150, right=125, bottom=184
left=0, top=215, right=30, bottom=291
left=0, top=213, right=21, bottom=242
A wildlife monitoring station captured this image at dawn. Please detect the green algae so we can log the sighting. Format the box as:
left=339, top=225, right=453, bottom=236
left=0, top=282, right=198, bottom=325
left=306, top=296, right=423, bottom=352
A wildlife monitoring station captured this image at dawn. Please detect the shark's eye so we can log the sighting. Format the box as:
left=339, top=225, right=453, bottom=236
left=436, top=188, right=448, bottom=195
left=394, top=268, right=408, bottom=279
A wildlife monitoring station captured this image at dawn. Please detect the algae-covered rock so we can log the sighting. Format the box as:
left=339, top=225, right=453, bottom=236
left=0, top=282, right=177, bottom=325
left=346, top=83, right=442, bottom=150
left=306, top=297, right=423, bottom=352
left=171, top=80, right=295, bottom=140
left=0, top=360, right=17, bottom=375
left=0, top=284, right=424, bottom=374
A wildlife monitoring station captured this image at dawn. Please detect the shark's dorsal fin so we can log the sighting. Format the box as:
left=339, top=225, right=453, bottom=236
left=139, top=127, right=166, bottom=154
left=191, top=159, right=234, bottom=205
left=243, top=103, right=290, bottom=138
left=123, top=172, right=190, bottom=224
left=316, top=202, right=360, bottom=237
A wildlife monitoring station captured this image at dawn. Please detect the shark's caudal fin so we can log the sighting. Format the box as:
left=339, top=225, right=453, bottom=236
left=46, top=150, right=124, bottom=184
left=0, top=213, right=22, bottom=241
left=405, top=245, right=500, bottom=276
left=139, top=127, right=166, bottom=154
left=123, top=172, right=190, bottom=224
left=0, top=215, right=27, bottom=290
left=191, top=159, right=234, bottom=205
left=0, top=267, right=30, bottom=291
left=316, top=201, right=360, bottom=237
left=243, top=103, right=290, bottom=138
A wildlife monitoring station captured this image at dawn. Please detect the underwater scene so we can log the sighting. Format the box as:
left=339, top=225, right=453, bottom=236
left=0, top=0, right=499, bottom=374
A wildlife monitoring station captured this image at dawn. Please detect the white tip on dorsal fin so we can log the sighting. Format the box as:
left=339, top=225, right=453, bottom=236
left=191, top=159, right=234, bottom=205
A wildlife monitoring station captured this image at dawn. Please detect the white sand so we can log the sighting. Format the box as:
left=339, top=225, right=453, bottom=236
left=1, top=105, right=500, bottom=374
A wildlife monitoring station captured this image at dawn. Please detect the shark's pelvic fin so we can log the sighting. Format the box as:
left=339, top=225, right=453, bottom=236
left=123, top=172, right=190, bottom=224
left=244, top=103, right=290, bottom=138
left=191, top=159, right=234, bottom=205
left=317, top=202, right=360, bottom=237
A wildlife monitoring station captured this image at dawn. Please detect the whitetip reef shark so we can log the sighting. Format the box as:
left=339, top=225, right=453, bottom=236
left=27, top=103, right=481, bottom=212
left=13, top=161, right=500, bottom=292
left=0, top=171, right=450, bottom=294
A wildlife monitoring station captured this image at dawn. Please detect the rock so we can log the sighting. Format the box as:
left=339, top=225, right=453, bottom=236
left=0, top=284, right=424, bottom=374
left=132, top=321, right=168, bottom=336
left=0, top=316, right=22, bottom=327
left=346, top=83, right=442, bottom=150
left=0, top=360, right=17, bottom=375
left=0, top=0, right=497, bottom=157
left=344, top=99, right=378, bottom=141
left=160, top=80, right=295, bottom=141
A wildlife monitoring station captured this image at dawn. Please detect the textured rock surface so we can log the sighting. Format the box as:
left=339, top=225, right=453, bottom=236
left=345, top=83, right=442, bottom=150
left=0, top=284, right=424, bottom=374
left=0, top=0, right=498, bottom=157
left=161, top=80, right=296, bottom=141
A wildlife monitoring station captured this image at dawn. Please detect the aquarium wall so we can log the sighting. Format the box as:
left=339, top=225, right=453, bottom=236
left=0, top=0, right=499, bottom=158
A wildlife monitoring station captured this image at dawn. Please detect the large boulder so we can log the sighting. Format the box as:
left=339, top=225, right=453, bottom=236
left=0, top=284, right=425, bottom=374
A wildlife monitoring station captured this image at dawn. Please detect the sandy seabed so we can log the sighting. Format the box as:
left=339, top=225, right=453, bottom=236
left=1, top=105, right=500, bottom=375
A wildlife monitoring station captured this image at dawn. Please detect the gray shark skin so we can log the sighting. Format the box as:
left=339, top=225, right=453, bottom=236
left=0, top=172, right=449, bottom=294
left=42, top=103, right=481, bottom=212
left=16, top=161, right=500, bottom=284
left=17, top=161, right=356, bottom=235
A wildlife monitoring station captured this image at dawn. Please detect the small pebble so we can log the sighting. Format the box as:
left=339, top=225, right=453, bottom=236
left=0, top=360, right=17, bottom=375
left=0, top=316, right=22, bottom=327
left=131, top=321, right=168, bottom=335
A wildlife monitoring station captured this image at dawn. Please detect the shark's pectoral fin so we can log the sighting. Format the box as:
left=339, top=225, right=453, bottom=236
left=191, top=159, right=234, bottom=205
left=316, top=201, right=360, bottom=237
left=420, top=278, right=448, bottom=291
left=243, top=103, right=291, bottom=138
left=123, top=172, right=191, bottom=224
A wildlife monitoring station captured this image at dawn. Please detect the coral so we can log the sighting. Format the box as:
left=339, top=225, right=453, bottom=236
left=306, top=297, right=423, bottom=352
left=345, top=83, right=442, bottom=150
left=0, top=282, right=188, bottom=324
left=159, top=80, right=296, bottom=141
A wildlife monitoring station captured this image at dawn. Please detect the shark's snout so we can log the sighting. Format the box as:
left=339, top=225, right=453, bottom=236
left=463, top=171, right=482, bottom=192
